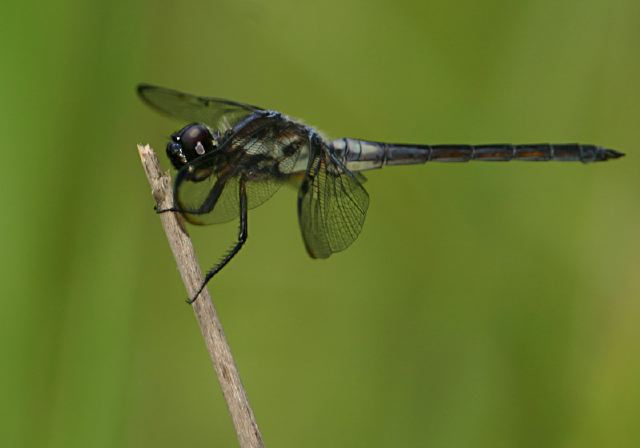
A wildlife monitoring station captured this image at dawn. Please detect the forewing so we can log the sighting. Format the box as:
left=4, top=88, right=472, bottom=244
left=298, top=146, right=369, bottom=259
left=137, top=84, right=262, bottom=132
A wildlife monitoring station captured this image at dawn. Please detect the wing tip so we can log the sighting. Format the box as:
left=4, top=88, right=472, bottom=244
left=136, top=82, right=153, bottom=95
left=307, top=250, right=331, bottom=259
left=136, top=83, right=158, bottom=104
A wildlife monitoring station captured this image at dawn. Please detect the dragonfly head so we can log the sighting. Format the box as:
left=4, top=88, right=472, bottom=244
left=166, top=123, right=219, bottom=169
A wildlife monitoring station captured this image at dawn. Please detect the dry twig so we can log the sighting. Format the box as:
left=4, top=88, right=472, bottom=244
left=137, top=144, right=264, bottom=448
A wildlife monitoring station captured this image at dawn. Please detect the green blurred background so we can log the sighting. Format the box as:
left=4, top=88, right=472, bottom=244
left=3, top=0, right=639, bottom=447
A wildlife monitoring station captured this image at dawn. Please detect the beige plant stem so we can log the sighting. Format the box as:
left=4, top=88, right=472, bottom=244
left=137, top=144, right=264, bottom=448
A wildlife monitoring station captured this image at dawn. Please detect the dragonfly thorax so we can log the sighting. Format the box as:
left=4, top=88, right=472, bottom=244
left=166, top=123, right=219, bottom=169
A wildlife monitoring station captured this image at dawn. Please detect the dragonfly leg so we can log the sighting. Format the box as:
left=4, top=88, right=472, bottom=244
left=187, top=177, right=248, bottom=304
left=154, top=205, right=180, bottom=214
left=156, top=177, right=226, bottom=215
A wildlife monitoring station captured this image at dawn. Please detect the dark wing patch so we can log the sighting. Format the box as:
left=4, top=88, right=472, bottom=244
left=137, top=84, right=262, bottom=132
left=298, top=146, right=369, bottom=258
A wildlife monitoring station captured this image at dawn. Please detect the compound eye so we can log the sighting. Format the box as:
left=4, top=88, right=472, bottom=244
left=179, top=123, right=215, bottom=161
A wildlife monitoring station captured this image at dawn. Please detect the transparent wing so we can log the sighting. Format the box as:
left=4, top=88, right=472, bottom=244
left=174, top=127, right=304, bottom=225
left=137, top=84, right=263, bottom=132
left=175, top=171, right=284, bottom=225
left=298, top=145, right=370, bottom=259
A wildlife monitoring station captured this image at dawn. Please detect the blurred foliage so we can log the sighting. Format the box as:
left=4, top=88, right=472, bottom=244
left=1, top=0, right=639, bottom=447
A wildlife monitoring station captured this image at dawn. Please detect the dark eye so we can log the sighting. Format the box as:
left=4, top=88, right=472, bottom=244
left=178, top=123, right=215, bottom=160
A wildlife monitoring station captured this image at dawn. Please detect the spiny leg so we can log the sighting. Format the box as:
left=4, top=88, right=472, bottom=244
left=155, top=205, right=180, bottom=213
left=187, top=177, right=248, bottom=304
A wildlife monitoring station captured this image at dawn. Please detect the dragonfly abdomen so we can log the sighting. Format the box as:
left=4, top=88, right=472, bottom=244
left=398, top=143, right=624, bottom=164
left=334, top=138, right=623, bottom=171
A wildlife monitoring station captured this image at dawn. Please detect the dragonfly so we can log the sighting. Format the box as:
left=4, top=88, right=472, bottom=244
left=137, top=84, right=624, bottom=303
